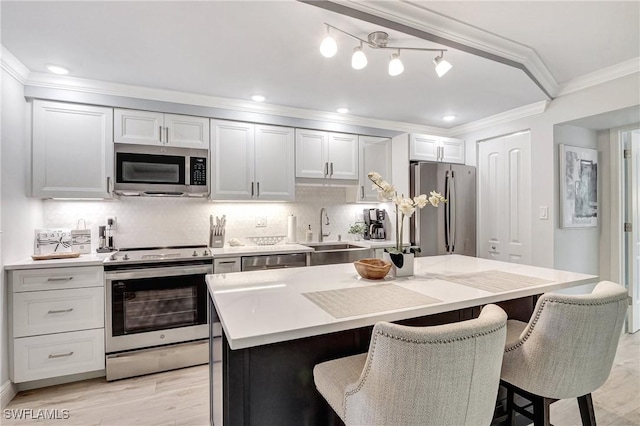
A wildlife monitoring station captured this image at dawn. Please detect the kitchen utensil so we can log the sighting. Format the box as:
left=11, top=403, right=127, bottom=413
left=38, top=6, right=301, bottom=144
left=353, top=258, right=392, bottom=280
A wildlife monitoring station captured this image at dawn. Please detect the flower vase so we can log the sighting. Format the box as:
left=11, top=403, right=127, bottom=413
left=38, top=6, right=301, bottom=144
left=383, top=252, right=414, bottom=277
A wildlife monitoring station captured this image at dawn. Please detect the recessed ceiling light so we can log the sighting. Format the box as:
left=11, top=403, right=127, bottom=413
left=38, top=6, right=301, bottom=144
left=251, top=95, right=265, bottom=102
left=46, top=65, right=69, bottom=75
left=337, top=108, right=349, bottom=114
left=443, top=115, right=456, bottom=122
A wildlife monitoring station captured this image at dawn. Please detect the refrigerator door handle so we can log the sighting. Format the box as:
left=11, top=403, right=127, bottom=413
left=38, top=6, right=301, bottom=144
left=450, top=170, right=456, bottom=253
left=444, top=170, right=450, bottom=252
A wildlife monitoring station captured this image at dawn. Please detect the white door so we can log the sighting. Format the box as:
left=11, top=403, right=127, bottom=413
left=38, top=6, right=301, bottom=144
left=295, top=129, right=328, bottom=179
left=32, top=100, right=114, bottom=198
left=478, top=131, right=532, bottom=264
left=114, top=109, right=163, bottom=145
left=625, top=129, right=640, bottom=332
left=164, top=114, right=209, bottom=149
left=358, top=136, right=392, bottom=202
left=328, top=133, right=358, bottom=180
left=210, top=120, right=254, bottom=200
left=254, top=125, right=295, bottom=201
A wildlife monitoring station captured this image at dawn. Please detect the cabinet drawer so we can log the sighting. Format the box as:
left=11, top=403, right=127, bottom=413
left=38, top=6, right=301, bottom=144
left=13, top=287, right=104, bottom=338
left=214, top=257, right=241, bottom=273
left=11, top=266, right=103, bottom=292
left=12, top=329, right=105, bottom=383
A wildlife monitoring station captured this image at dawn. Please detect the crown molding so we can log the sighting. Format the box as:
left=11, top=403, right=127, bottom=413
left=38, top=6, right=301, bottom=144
left=446, top=100, right=549, bottom=137
left=312, top=1, right=559, bottom=98
left=24, top=72, right=444, bottom=135
left=0, top=45, right=30, bottom=84
left=557, top=57, right=640, bottom=97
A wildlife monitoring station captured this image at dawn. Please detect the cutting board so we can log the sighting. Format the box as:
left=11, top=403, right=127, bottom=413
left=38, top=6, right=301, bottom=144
left=31, top=252, right=81, bottom=261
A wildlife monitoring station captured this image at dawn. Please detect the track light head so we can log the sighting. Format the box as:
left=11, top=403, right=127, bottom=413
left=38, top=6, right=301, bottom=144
left=351, top=43, right=368, bottom=70
left=433, top=53, right=452, bottom=77
left=388, top=51, right=404, bottom=76
left=320, top=25, right=337, bottom=58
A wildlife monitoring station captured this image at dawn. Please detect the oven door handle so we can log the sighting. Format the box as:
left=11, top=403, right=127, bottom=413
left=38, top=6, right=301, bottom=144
left=105, top=265, right=213, bottom=280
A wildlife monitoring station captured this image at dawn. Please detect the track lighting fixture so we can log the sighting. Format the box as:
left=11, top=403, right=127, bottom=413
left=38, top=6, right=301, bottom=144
left=433, top=53, right=453, bottom=77
left=319, top=25, right=337, bottom=58
left=319, top=23, right=452, bottom=78
left=351, top=42, right=367, bottom=70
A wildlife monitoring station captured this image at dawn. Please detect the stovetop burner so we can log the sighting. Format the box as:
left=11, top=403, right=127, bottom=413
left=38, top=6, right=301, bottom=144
left=104, top=245, right=213, bottom=266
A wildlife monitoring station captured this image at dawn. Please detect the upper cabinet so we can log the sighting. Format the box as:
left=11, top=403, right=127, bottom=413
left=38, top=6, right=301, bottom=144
left=350, top=136, right=392, bottom=203
left=295, top=129, right=358, bottom=181
left=409, top=134, right=465, bottom=164
left=210, top=120, right=295, bottom=201
left=32, top=100, right=114, bottom=198
left=114, top=108, right=209, bottom=149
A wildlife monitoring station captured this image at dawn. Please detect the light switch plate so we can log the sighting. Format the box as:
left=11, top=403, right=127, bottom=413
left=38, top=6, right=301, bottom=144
left=539, top=206, right=549, bottom=220
left=255, top=216, right=267, bottom=227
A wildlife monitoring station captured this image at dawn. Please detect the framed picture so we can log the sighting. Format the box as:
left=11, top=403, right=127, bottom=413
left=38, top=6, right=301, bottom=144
left=559, top=144, right=598, bottom=228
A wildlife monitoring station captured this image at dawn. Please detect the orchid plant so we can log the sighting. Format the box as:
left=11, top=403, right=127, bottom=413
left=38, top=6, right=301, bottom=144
left=368, top=171, right=446, bottom=267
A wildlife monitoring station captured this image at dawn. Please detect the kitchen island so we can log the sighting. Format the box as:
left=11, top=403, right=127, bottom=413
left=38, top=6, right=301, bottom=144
left=206, top=254, right=596, bottom=426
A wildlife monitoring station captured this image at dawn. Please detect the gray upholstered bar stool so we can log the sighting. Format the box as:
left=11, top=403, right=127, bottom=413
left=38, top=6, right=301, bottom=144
left=501, top=281, right=628, bottom=426
left=313, top=304, right=508, bottom=426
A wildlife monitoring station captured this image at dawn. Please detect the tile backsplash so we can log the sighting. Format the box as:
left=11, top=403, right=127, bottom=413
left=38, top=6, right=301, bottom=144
left=43, top=186, right=391, bottom=250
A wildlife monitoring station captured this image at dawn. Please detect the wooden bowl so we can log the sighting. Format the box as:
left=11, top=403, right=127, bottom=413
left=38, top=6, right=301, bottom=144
left=354, top=258, right=392, bottom=280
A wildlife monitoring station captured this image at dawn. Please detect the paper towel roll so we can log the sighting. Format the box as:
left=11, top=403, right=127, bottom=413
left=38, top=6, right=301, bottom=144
left=287, top=215, right=297, bottom=243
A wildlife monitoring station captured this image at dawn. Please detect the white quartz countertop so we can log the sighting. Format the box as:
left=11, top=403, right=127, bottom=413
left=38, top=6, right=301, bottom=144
left=206, top=255, right=597, bottom=350
left=4, top=252, right=113, bottom=270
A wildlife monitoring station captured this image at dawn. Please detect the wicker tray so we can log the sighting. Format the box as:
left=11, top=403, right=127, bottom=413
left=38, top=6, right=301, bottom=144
left=31, top=252, right=81, bottom=261
left=246, top=236, right=286, bottom=246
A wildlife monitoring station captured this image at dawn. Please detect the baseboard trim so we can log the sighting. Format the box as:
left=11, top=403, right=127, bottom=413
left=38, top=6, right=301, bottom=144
left=16, top=370, right=105, bottom=392
left=1, top=380, right=18, bottom=409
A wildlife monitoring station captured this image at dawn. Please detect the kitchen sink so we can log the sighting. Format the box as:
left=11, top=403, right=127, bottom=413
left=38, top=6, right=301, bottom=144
left=303, top=242, right=372, bottom=266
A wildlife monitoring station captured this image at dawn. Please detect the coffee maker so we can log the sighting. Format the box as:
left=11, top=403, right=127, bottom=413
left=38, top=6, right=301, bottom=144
left=363, top=209, right=387, bottom=241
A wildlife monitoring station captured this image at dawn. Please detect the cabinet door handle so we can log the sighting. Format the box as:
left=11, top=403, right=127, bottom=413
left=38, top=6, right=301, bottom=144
left=48, top=308, right=74, bottom=314
left=251, top=182, right=255, bottom=197
left=106, top=176, right=112, bottom=195
left=47, top=277, right=73, bottom=282
left=324, top=162, right=328, bottom=177
left=360, top=185, right=365, bottom=199
left=48, top=351, right=74, bottom=359
left=165, top=127, right=169, bottom=144
left=330, top=162, right=334, bottom=176
left=159, top=125, right=163, bottom=143
left=256, top=182, right=260, bottom=197
left=217, top=261, right=237, bottom=265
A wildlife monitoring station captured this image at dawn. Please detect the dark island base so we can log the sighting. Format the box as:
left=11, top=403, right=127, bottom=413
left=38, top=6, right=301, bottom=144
left=210, top=296, right=538, bottom=426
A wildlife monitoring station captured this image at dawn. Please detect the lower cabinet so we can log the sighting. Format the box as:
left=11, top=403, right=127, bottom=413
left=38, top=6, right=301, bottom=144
left=9, top=266, right=105, bottom=384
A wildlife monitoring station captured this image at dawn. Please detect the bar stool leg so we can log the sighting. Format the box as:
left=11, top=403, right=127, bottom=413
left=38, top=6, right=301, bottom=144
left=577, top=393, right=596, bottom=426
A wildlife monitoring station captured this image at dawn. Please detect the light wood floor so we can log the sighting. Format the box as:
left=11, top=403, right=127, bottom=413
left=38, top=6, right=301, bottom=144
left=4, top=332, right=639, bottom=425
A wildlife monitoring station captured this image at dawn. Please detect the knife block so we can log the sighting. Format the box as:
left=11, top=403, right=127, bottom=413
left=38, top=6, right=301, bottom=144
left=210, top=231, right=224, bottom=248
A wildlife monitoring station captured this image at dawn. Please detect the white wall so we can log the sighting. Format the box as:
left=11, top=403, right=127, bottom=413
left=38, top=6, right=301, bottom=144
left=1, top=69, right=44, bottom=398
left=456, top=73, right=640, bottom=269
left=553, top=125, right=599, bottom=274
left=42, top=187, right=385, bottom=250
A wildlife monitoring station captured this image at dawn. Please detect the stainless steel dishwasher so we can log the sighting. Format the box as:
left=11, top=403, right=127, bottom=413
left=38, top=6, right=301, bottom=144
left=241, top=253, right=308, bottom=271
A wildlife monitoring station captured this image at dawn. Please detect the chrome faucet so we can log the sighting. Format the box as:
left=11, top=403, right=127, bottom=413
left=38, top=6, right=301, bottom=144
left=319, top=207, right=331, bottom=242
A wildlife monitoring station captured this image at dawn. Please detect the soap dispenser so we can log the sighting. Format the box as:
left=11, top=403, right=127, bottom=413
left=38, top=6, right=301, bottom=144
left=305, top=224, right=313, bottom=242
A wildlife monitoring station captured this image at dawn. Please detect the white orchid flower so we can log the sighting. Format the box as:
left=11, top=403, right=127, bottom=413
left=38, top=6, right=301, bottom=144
left=413, top=194, right=428, bottom=208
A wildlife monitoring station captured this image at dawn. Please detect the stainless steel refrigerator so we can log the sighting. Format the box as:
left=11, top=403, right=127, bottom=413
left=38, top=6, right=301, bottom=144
left=410, top=162, right=476, bottom=256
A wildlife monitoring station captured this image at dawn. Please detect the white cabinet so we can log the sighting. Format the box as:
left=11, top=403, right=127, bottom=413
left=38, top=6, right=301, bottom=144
left=9, top=266, right=105, bottom=383
left=410, top=134, right=465, bottom=164
left=210, top=120, right=295, bottom=201
left=214, top=257, right=241, bottom=273
left=114, top=108, right=209, bottom=149
left=295, top=129, right=358, bottom=180
left=32, top=100, right=114, bottom=198
left=348, top=136, right=392, bottom=203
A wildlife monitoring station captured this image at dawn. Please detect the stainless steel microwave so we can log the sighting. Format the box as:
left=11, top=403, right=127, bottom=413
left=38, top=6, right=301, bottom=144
left=114, top=144, right=208, bottom=197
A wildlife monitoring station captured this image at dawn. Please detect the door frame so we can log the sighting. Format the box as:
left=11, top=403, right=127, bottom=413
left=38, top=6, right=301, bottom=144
left=609, top=124, right=640, bottom=333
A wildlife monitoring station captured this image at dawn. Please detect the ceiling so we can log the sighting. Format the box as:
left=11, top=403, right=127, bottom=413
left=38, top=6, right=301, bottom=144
left=1, top=1, right=638, bottom=129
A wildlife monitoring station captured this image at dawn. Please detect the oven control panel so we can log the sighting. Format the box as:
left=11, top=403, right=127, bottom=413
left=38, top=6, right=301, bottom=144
left=190, top=157, right=207, bottom=186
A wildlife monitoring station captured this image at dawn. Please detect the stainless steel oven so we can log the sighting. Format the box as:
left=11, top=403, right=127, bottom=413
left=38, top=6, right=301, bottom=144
left=104, top=250, right=213, bottom=381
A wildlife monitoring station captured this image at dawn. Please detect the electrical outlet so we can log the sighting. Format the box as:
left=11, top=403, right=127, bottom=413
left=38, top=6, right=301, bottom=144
left=255, top=216, right=267, bottom=227
left=106, top=216, right=117, bottom=229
